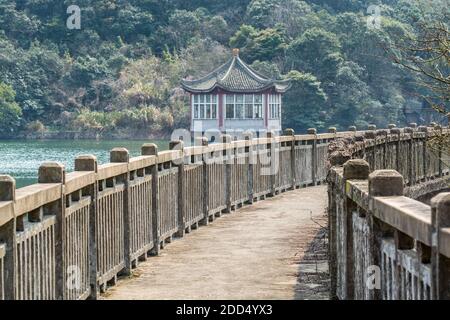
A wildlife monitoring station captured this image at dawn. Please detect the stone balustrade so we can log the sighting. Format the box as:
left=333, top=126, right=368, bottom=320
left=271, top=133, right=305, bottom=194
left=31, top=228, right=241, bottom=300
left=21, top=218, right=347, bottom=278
left=1, top=125, right=448, bottom=300
left=328, top=126, right=450, bottom=300
left=0, top=129, right=337, bottom=300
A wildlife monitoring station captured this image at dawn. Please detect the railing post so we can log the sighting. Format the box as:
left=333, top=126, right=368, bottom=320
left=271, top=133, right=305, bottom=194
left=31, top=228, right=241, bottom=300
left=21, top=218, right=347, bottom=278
left=430, top=193, right=450, bottom=300
left=418, top=126, right=428, bottom=181
left=342, top=159, right=370, bottom=300
left=390, top=128, right=401, bottom=172
left=169, top=141, right=186, bottom=237
left=285, top=128, right=295, bottom=189
left=110, top=148, right=131, bottom=275
left=348, top=126, right=357, bottom=143
left=266, top=131, right=276, bottom=196
left=307, top=128, right=317, bottom=185
left=142, top=143, right=160, bottom=256
left=74, top=155, right=98, bottom=299
left=404, top=127, right=414, bottom=185
left=369, top=169, right=404, bottom=300
left=244, top=132, right=254, bottom=204
left=435, top=125, right=443, bottom=177
left=387, top=124, right=396, bottom=167
left=38, top=162, right=66, bottom=300
left=364, top=125, right=376, bottom=170
left=0, top=175, right=17, bottom=300
left=221, top=134, right=232, bottom=213
left=376, top=129, right=388, bottom=169
left=196, top=138, right=210, bottom=225
left=328, top=150, right=355, bottom=300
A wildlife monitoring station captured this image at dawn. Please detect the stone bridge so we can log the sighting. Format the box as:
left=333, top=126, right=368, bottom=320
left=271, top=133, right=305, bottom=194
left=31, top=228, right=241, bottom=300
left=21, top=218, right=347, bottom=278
left=0, top=125, right=449, bottom=300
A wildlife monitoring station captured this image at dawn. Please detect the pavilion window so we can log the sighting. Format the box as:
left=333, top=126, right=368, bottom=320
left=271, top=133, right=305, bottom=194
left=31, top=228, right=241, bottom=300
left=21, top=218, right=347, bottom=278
left=254, top=94, right=263, bottom=119
left=269, top=94, right=281, bottom=119
left=193, top=94, right=218, bottom=119
left=235, top=94, right=244, bottom=119
left=212, top=95, right=217, bottom=118
left=245, top=95, right=253, bottom=118
left=225, top=94, right=264, bottom=119
left=226, top=95, right=234, bottom=118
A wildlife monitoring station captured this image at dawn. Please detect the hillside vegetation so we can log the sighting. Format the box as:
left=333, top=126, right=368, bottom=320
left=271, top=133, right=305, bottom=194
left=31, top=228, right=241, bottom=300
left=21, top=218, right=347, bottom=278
left=0, top=0, right=448, bottom=138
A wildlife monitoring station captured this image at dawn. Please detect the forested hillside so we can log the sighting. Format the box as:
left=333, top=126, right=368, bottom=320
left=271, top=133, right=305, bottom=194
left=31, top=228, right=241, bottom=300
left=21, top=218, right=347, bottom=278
left=0, top=0, right=448, bottom=138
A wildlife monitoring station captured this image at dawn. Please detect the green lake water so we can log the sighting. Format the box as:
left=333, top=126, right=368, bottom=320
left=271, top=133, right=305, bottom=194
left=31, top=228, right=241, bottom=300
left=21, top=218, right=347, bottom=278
left=0, top=139, right=169, bottom=188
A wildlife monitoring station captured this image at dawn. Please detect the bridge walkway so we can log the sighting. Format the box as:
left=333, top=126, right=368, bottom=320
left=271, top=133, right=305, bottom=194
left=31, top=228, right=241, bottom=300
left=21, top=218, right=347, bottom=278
left=104, top=186, right=329, bottom=300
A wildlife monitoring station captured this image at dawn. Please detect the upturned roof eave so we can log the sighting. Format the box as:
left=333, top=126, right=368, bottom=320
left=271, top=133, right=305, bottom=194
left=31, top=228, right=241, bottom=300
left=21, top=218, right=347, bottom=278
left=181, top=81, right=291, bottom=94
left=180, top=53, right=292, bottom=93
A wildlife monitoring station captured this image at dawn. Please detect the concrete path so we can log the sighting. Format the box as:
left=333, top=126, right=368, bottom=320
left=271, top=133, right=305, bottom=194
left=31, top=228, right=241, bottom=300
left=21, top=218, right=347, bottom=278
left=104, top=186, right=329, bottom=300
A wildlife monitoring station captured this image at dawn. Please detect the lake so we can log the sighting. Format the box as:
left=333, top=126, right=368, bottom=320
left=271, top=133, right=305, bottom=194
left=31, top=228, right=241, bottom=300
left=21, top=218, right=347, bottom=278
left=0, top=139, right=169, bottom=188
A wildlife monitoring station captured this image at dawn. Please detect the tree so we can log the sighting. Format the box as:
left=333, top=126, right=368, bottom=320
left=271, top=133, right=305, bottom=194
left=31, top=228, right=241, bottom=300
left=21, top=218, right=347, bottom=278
left=168, top=10, right=201, bottom=49
left=230, top=25, right=286, bottom=63
left=0, top=82, right=22, bottom=137
left=246, top=0, right=278, bottom=29
left=389, top=18, right=450, bottom=166
left=287, top=28, right=341, bottom=75
left=282, top=71, right=327, bottom=132
left=390, top=21, right=449, bottom=116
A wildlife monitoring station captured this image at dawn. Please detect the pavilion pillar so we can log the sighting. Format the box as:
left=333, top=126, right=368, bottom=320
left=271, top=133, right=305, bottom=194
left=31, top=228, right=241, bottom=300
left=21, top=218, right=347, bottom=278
left=218, top=91, right=224, bottom=130
left=264, top=92, right=269, bottom=129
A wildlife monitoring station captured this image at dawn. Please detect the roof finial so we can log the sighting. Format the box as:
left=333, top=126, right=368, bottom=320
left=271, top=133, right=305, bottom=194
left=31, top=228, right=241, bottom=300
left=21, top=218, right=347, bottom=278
left=232, top=48, right=240, bottom=57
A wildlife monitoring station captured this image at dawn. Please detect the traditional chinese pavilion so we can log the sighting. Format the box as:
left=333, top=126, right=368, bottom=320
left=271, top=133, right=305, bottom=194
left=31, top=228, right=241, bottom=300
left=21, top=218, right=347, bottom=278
left=181, top=48, right=291, bottom=134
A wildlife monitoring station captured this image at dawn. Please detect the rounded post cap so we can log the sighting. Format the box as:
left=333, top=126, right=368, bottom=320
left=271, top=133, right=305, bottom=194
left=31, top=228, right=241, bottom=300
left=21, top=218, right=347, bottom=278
left=195, top=137, right=209, bottom=146
left=307, top=128, right=317, bottom=135
left=38, top=161, right=66, bottom=184
left=348, top=126, right=357, bottom=132
left=409, top=123, right=417, bottom=129
left=418, top=126, right=428, bottom=133
left=75, top=154, right=98, bottom=172
left=169, top=140, right=184, bottom=150
left=265, top=131, right=276, bottom=138
left=431, top=193, right=450, bottom=226
left=343, top=159, right=370, bottom=180
left=243, top=132, right=254, bottom=141
left=431, top=192, right=450, bottom=209
left=221, top=134, right=232, bottom=143
left=404, top=127, right=414, bottom=134
left=430, top=122, right=437, bottom=127
left=388, top=124, right=397, bottom=129
left=110, top=147, right=130, bottom=163
left=284, top=128, right=295, bottom=136
left=390, top=128, right=401, bottom=135
left=75, top=154, right=97, bottom=161
left=328, top=127, right=337, bottom=133
left=364, top=130, right=376, bottom=139
left=368, top=124, right=377, bottom=131
left=141, top=143, right=158, bottom=156
left=0, top=175, right=16, bottom=201
left=369, top=170, right=404, bottom=196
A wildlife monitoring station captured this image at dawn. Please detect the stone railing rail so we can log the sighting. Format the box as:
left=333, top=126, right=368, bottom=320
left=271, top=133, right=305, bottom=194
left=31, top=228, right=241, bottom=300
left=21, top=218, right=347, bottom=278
left=0, top=128, right=343, bottom=300
left=328, top=125, right=450, bottom=300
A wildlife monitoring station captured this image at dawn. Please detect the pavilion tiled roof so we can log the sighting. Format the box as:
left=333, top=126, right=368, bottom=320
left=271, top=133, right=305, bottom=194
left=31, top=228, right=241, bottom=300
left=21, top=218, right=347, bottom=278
left=181, top=50, right=291, bottom=94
